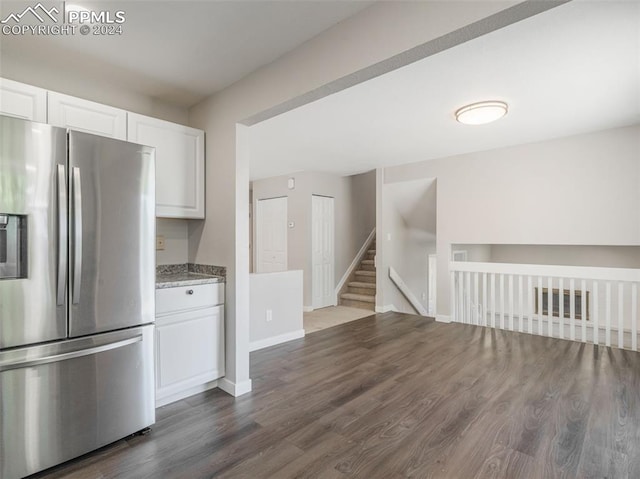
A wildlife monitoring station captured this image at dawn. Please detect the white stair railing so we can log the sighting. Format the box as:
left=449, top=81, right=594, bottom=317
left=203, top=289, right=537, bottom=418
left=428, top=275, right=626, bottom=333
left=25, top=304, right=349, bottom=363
left=389, top=266, right=429, bottom=316
left=450, top=261, right=640, bottom=351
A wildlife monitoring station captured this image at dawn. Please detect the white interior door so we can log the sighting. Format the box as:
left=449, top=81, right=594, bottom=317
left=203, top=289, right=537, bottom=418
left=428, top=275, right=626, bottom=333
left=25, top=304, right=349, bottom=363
left=312, top=195, right=335, bottom=309
left=256, top=197, right=288, bottom=273
left=428, top=254, right=437, bottom=316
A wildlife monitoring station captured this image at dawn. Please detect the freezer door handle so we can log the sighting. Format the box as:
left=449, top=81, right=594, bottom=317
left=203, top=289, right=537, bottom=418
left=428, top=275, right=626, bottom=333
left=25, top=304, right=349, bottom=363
left=72, top=166, right=82, bottom=304
left=56, top=164, right=68, bottom=306
left=0, top=335, right=142, bottom=372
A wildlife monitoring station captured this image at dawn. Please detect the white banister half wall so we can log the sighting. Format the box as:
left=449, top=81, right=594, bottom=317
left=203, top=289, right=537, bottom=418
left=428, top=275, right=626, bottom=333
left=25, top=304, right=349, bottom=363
left=450, top=261, right=640, bottom=351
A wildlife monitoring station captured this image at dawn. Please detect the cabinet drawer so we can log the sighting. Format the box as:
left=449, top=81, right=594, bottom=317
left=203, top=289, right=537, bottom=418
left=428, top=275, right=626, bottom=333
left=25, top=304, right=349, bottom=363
left=156, top=283, right=224, bottom=315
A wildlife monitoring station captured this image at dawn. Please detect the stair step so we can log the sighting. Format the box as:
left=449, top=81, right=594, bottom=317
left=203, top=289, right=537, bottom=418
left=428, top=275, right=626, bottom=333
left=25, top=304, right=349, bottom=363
left=368, top=249, right=376, bottom=254
left=361, top=259, right=374, bottom=265
left=341, top=293, right=375, bottom=303
left=354, top=270, right=375, bottom=276
left=348, top=281, right=375, bottom=289
left=354, top=270, right=376, bottom=284
left=340, top=298, right=375, bottom=311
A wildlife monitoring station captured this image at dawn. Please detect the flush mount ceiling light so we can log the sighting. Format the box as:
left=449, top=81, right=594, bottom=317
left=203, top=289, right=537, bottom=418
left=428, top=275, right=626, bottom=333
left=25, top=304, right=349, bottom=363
left=455, top=101, right=508, bottom=125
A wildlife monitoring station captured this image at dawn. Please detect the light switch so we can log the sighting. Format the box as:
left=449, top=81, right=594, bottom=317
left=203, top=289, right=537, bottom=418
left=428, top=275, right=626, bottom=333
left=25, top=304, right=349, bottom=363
left=156, top=235, right=165, bottom=251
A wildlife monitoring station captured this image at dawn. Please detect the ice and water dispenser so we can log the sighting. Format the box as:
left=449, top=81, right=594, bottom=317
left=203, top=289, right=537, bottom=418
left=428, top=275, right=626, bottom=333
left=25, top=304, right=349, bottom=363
left=0, top=213, right=27, bottom=279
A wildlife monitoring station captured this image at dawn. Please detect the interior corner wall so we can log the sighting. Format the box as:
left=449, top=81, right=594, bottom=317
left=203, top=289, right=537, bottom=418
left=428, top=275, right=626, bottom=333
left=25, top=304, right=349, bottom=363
left=379, top=180, right=437, bottom=314
left=350, top=170, right=377, bottom=243
left=251, top=170, right=375, bottom=308
left=383, top=124, right=640, bottom=319
left=380, top=193, right=414, bottom=313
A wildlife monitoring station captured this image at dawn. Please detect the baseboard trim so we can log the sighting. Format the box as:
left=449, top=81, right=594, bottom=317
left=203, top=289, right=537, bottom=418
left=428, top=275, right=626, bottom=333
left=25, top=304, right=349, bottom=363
left=436, top=314, right=452, bottom=323
left=375, top=304, right=395, bottom=313
left=303, top=306, right=314, bottom=313
left=218, top=378, right=253, bottom=397
left=249, top=329, right=306, bottom=352
left=156, top=380, right=219, bottom=408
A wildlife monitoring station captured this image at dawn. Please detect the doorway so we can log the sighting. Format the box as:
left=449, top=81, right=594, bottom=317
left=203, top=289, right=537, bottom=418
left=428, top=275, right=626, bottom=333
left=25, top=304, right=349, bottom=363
left=311, top=195, right=335, bottom=309
left=255, top=196, right=288, bottom=273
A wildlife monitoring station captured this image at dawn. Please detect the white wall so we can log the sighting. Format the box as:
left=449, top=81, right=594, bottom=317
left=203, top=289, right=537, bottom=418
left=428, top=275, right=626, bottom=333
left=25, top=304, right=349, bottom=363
left=489, top=245, right=640, bottom=268
left=385, top=124, right=640, bottom=319
left=250, top=270, right=304, bottom=351
left=251, top=170, right=375, bottom=308
left=156, top=219, right=189, bottom=265
left=378, top=178, right=437, bottom=314
left=188, top=1, right=541, bottom=394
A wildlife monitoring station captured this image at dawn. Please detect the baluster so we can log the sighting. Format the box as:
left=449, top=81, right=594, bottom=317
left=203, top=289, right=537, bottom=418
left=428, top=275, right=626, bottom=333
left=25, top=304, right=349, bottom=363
left=548, top=277, right=554, bottom=338
left=500, top=274, right=505, bottom=330
left=537, top=277, right=543, bottom=336
left=508, top=275, right=514, bottom=331
left=482, top=273, right=488, bottom=327
left=569, top=279, right=576, bottom=341
left=632, top=284, right=638, bottom=351
left=593, top=281, right=599, bottom=345
left=466, top=272, right=471, bottom=325
left=528, top=276, right=533, bottom=334
left=458, top=271, right=464, bottom=324
left=518, top=276, right=524, bottom=333
left=491, top=273, right=496, bottom=328
left=581, top=280, right=587, bottom=343
left=474, top=272, right=479, bottom=326
left=618, top=283, right=624, bottom=349
left=558, top=278, right=564, bottom=340
left=605, top=282, right=611, bottom=347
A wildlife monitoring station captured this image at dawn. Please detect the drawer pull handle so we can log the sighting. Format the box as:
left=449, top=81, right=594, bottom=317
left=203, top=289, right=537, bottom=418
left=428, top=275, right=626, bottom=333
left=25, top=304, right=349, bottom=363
left=187, top=289, right=194, bottom=295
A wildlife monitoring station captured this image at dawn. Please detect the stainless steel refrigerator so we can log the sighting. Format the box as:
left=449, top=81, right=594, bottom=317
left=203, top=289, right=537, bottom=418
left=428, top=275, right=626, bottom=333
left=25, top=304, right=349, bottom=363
left=0, top=115, right=156, bottom=479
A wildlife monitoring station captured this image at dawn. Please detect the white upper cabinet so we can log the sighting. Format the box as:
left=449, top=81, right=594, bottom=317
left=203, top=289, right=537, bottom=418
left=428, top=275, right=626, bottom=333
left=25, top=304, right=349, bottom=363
left=0, top=78, right=206, bottom=219
left=48, top=91, right=127, bottom=140
left=0, top=78, right=47, bottom=122
left=128, top=113, right=205, bottom=219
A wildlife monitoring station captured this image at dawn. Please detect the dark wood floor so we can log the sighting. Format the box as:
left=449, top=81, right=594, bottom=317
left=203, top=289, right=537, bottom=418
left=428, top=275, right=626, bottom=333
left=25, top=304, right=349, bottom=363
left=32, top=312, right=640, bottom=478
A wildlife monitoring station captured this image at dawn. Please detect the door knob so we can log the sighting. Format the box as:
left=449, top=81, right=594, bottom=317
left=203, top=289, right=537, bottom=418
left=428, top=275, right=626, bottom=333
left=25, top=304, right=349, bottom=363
left=187, top=289, right=194, bottom=295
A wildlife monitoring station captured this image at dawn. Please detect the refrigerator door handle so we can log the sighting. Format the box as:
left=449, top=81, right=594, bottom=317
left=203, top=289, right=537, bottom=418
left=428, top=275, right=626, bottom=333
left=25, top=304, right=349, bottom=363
left=72, top=167, right=82, bottom=304
left=56, top=164, right=68, bottom=306
left=0, top=335, right=142, bottom=372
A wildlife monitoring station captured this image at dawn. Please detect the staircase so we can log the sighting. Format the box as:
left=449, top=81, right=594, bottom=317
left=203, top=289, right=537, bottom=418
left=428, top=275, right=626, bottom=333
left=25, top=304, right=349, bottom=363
left=339, top=239, right=376, bottom=311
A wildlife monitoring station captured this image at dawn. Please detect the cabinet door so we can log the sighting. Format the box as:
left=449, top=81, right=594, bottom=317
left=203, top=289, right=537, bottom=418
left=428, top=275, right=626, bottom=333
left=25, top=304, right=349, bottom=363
left=155, top=305, right=224, bottom=403
left=0, top=78, right=47, bottom=122
left=128, top=113, right=205, bottom=219
left=48, top=91, right=126, bottom=140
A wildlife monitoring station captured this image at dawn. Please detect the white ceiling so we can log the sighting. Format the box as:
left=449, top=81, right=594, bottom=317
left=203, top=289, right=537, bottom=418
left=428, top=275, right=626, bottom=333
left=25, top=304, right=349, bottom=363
left=248, top=0, right=640, bottom=180
left=0, top=0, right=373, bottom=106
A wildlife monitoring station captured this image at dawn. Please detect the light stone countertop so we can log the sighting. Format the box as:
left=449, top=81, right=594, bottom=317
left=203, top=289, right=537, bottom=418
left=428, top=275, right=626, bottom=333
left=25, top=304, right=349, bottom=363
left=155, top=263, right=226, bottom=289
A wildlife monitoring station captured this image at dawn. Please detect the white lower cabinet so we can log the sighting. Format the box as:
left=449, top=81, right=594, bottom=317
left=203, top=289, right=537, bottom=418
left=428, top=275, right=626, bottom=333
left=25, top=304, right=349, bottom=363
left=155, top=284, right=225, bottom=407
